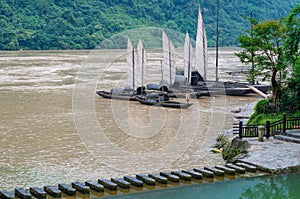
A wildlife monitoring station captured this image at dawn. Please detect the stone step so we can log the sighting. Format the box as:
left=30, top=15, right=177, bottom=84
left=111, top=178, right=130, bottom=189
left=193, top=168, right=214, bottom=178
left=71, top=182, right=90, bottom=194
left=160, top=172, right=180, bottom=183
left=58, top=183, right=76, bottom=196
left=124, top=176, right=143, bottom=187
left=85, top=181, right=104, bottom=192
left=15, top=188, right=31, bottom=199
left=43, top=186, right=61, bottom=198
left=0, top=190, right=15, bottom=199
left=225, top=164, right=246, bottom=174
left=204, top=167, right=225, bottom=176
left=274, top=135, right=300, bottom=144
left=148, top=174, right=168, bottom=184
left=215, top=165, right=236, bottom=175
left=98, top=179, right=117, bottom=191
left=171, top=171, right=192, bottom=181
left=29, top=187, right=46, bottom=199
left=136, top=174, right=156, bottom=186
left=235, top=162, right=257, bottom=172
left=286, top=130, right=300, bottom=139
left=182, top=170, right=203, bottom=180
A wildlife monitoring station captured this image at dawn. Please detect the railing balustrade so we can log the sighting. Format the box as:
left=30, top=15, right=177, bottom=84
left=239, top=114, right=300, bottom=139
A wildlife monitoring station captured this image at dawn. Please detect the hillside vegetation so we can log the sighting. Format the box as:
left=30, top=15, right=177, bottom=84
left=0, top=0, right=297, bottom=50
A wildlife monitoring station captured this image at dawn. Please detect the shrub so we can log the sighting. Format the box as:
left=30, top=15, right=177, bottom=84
left=254, top=99, right=271, bottom=114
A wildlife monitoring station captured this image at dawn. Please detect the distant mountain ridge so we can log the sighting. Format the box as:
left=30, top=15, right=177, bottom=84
left=0, top=0, right=298, bottom=50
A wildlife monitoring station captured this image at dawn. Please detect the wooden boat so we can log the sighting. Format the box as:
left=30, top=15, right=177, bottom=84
left=96, top=90, right=136, bottom=101
left=97, top=39, right=149, bottom=101
left=134, top=94, right=193, bottom=109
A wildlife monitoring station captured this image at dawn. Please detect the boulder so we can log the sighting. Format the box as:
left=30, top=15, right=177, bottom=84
left=222, top=136, right=250, bottom=163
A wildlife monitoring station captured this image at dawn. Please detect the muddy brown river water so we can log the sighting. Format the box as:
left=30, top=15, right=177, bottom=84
left=0, top=48, right=261, bottom=190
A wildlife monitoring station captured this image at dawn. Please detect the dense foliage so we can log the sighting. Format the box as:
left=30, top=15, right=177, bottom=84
left=236, top=4, right=299, bottom=106
left=239, top=4, right=300, bottom=125
left=280, top=4, right=300, bottom=111
left=0, top=0, right=298, bottom=50
left=235, top=19, right=288, bottom=104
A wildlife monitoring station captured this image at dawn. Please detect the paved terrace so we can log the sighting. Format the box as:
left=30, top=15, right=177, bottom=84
left=239, top=133, right=300, bottom=174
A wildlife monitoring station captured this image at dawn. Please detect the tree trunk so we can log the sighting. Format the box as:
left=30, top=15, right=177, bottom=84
left=271, top=68, right=279, bottom=105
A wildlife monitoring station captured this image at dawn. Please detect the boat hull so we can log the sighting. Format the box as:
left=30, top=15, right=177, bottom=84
left=134, top=96, right=193, bottom=109
left=96, top=90, right=136, bottom=101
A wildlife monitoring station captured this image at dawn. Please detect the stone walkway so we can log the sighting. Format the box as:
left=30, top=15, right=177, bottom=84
left=239, top=135, right=300, bottom=173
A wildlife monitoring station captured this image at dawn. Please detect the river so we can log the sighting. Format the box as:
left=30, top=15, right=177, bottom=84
left=0, top=48, right=260, bottom=190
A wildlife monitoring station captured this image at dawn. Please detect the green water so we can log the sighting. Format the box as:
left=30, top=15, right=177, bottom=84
left=107, top=173, right=300, bottom=199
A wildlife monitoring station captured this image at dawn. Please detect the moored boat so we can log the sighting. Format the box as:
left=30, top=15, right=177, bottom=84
left=134, top=93, right=193, bottom=109
left=96, top=90, right=136, bottom=101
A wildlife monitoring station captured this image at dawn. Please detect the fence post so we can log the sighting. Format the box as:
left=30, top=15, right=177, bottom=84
left=282, top=114, right=286, bottom=134
left=266, top=121, right=270, bottom=139
left=239, top=121, right=243, bottom=139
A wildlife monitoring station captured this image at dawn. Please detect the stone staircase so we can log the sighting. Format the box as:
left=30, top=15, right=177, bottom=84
left=232, top=122, right=240, bottom=134
left=274, top=130, right=300, bottom=144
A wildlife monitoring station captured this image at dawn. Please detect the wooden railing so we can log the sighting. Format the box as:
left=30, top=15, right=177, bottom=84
left=239, top=114, right=300, bottom=139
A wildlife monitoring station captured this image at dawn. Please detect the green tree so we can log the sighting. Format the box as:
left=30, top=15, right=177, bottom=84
left=236, top=19, right=288, bottom=105
left=284, top=4, right=300, bottom=67
left=281, top=4, right=300, bottom=111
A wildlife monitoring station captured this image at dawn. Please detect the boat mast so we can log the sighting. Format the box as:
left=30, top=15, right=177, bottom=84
left=132, top=46, right=135, bottom=90
left=188, top=37, right=191, bottom=83
left=127, top=39, right=135, bottom=90
left=215, top=0, right=219, bottom=83
left=169, top=37, right=172, bottom=87
left=184, top=32, right=192, bottom=84
left=160, top=60, right=163, bottom=81
left=142, top=48, right=144, bottom=89
left=201, top=4, right=207, bottom=80
left=250, top=10, right=255, bottom=85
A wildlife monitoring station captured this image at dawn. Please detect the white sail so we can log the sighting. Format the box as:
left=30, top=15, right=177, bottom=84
left=162, top=31, right=176, bottom=85
left=127, top=38, right=135, bottom=89
left=162, top=31, right=169, bottom=84
left=194, top=8, right=207, bottom=80
left=203, top=15, right=208, bottom=79
left=136, top=40, right=147, bottom=87
left=184, top=32, right=193, bottom=84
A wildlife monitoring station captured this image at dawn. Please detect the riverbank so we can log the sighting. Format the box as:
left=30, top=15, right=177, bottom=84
left=238, top=136, right=300, bottom=174
left=225, top=101, right=300, bottom=174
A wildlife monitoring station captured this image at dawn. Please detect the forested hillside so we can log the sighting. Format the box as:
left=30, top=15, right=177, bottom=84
left=0, top=0, right=298, bottom=50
